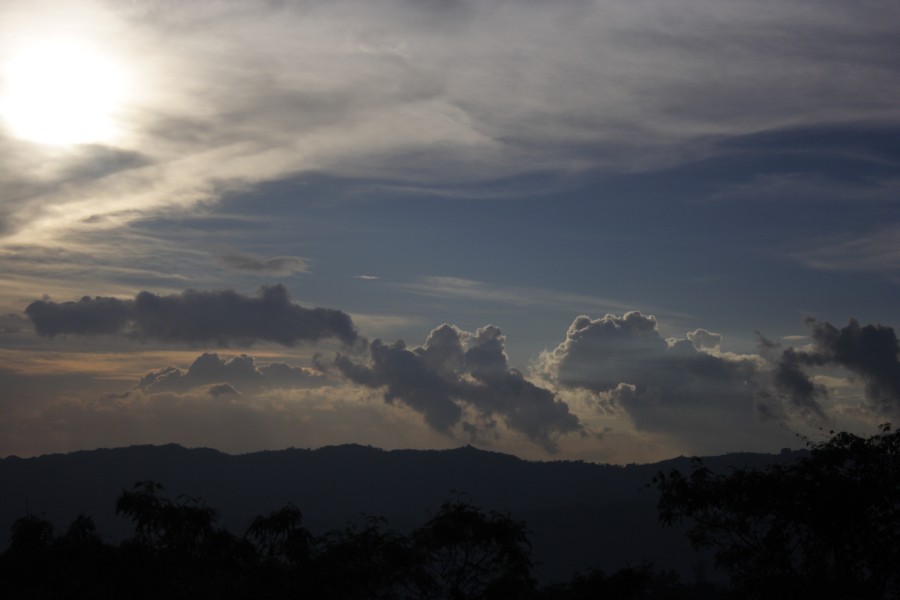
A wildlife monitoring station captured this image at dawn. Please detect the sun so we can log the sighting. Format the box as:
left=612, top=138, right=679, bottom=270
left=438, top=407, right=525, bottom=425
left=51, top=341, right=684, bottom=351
left=0, top=38, right=127, bottom=145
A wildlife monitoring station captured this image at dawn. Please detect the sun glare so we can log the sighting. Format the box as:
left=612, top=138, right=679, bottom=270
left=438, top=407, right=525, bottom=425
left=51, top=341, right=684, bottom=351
left=0, top=39, right=127, bottom=145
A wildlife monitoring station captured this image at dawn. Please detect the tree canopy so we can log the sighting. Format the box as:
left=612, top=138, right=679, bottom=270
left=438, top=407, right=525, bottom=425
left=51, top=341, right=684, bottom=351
left=655, top=424, right=900, bottom=599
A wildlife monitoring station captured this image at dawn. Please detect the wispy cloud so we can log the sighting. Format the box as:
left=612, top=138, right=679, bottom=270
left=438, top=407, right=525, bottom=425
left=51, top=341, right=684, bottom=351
left=399, top=276, right=638, bottom=314
left=792, top=226, right=900, bottom=274
left=707, top=173, right=900, bottom=205
left=2, top=0, right=898, bottom=248
left=217, top=252, right=309, bottom=275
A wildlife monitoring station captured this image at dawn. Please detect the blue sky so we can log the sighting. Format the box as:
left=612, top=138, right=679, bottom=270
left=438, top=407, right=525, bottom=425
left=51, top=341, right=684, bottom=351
left=0, top=0, right=898, bottom=462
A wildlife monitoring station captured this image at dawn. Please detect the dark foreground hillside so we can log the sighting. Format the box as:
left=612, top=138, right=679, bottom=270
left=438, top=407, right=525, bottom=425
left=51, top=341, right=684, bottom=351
left=4, top=427, right=898, bottom=598
left=0, top=443, right=794, bottom=583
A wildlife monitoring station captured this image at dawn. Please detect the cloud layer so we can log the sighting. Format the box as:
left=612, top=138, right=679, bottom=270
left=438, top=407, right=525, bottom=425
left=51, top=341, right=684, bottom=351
left=25, top=284, right=358, bottom=346
left=336, top=323, right=582, bottom=452
left=2, top=0, right=897, bottom=248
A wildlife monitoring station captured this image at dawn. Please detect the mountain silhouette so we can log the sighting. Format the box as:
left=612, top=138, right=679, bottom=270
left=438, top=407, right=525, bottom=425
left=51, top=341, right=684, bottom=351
left=0, top=444, right=799, bottom=582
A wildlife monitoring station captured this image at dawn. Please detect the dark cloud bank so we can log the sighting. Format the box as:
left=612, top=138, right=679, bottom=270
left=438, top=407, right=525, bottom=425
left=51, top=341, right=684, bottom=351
left=337, top=324, right=582, bottom=453
left=25, top=284, right=358, bottom=346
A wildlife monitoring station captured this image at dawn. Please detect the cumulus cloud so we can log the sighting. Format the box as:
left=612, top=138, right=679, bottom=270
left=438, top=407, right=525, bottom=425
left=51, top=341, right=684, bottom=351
left=687, top=328, right=723, bottom=350
left=770, top=347, right=827, bottom=419
left=208, top=382, right=239, bottom=397
left=136, top=352, right=326, bottom=396
left=539, top=312, right=764, bottom=435
left=25, top=295, right=131, bottom=337
left=25, top=284, right=358, bottom=346
left=758, top=317, right=900, bottom=419
left=799, top=318, right=900, bottom=414
left=335, top=323, right=582, bottom=452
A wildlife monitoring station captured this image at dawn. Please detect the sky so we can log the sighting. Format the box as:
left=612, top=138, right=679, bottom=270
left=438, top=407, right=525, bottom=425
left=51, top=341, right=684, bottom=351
left=1, top=0, right=899, bottom=463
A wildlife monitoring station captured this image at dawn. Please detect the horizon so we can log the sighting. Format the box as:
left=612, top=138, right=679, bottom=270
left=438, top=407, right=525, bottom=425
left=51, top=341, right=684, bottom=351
left=0, top=434, right=809, bottom=466
left=1, top=0, right=899, bottom=464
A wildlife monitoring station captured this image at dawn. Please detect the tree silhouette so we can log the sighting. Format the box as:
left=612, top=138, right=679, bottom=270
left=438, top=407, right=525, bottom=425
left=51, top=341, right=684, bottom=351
left=7, top=513, right=54, bottom=557
left=537, top=564, right=702, bottom=600
left=410, top=500, right=535, bottom=600
left=116, top=480, right=220, bottom=559
left=313, top=515, right=415, bottom=599
left=655, top=424, right=900, bottom=599
left=246, top=504, right=311, bottom=567
left=0, top=513, right=120, bottom=597
left=115, top=481, right=254, bottom=599
left=3, top=514, right=56, bottom=596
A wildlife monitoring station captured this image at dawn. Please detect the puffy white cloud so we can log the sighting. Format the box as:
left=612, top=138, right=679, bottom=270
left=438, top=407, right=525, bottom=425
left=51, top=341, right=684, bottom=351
left=538, top=312, right=770, bottom=445
left=687, top=328, right=723, bottom=350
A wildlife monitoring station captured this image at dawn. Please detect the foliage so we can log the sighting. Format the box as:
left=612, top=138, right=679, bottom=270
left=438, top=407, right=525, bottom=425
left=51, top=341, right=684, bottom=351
left=246, top=504, right=311, bottom=566
left=655, top=424, right=900, bottom=599
left=314, top=515, right=415, bottom=599
left=538, top=564, right=713, bottom=600
left=0, top=484, right=546, bottom=599
left=410, top=501, right=535, bottom=600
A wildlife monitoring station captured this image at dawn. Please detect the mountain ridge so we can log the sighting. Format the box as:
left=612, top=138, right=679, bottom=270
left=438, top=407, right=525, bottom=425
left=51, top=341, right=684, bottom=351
left=0, top=442, right=801, bottom=582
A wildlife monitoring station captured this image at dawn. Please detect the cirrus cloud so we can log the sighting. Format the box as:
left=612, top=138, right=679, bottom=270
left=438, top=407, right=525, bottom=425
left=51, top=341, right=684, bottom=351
left=217, top=253, right=309, bottom=276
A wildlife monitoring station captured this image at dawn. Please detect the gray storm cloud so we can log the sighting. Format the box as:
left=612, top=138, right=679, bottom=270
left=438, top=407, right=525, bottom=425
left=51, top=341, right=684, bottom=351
left=25, top=284, right=358, bottom=346
left=137, top=352, right=326, bottom=396
left=335, top=323, right=582, bottom=452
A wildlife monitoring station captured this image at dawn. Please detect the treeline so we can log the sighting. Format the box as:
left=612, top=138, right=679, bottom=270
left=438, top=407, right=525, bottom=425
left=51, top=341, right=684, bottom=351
left=0, top=481, right=715, bottom=599
left=655, top=424, right=899, bottom=600
left=2, top=425, right=897, bottom=599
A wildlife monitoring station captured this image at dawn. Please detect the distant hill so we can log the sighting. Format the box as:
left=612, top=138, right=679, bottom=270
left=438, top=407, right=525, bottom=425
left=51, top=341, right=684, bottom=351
left=0, top=444, right=800, bottom=583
